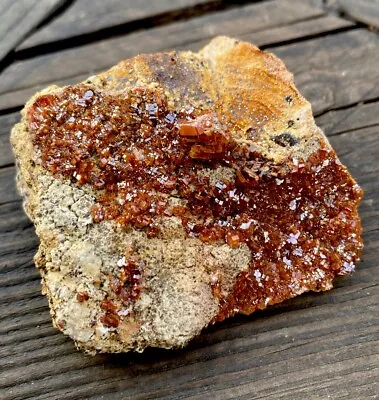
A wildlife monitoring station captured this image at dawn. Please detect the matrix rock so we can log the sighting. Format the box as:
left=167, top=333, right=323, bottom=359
left=11, top=37, right=363, bottom=354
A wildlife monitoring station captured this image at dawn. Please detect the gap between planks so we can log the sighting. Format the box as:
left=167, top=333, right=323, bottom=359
left=0, top=17, right=360, bottom=112
left=15, top=0, right=269, bottom=59
left=1, top=2, right=378, bottom=397
left=0, top=0, right=325, bottom=94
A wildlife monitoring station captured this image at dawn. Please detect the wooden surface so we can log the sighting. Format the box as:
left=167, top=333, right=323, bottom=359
left=330, top=0, right=379, bottom=29
left=1, top=1, right=379, bottom=399
left=17, top=0, right=223, bottom=51
left=0, top=0, right=68, bottom=63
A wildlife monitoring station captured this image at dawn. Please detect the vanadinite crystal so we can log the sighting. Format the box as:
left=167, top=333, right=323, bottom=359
left=27, top=82, right=363, bottom=321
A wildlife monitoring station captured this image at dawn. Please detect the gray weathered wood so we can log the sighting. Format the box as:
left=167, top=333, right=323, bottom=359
left=2, top=27, right=374, bottom=115
left=272, top=29, right=379, bottom=114
left=0, top=166, right=20, bottom=204
left=317, top=101, right=379, bottom=136
left=1, top=102, right=378, bottom=400
left=0, top=112, right=19, bottom=167
left=181, top=14, right=355, bottom=52
left=1, top=274, right=378, bottom=399
left=328, top=126, right=379, bottom=235
left=0, top=17, right=359, bottom=168
left=17, top=0, right=223, bottom=51
left=0, top=0, right=324, bottom=110
left=0, top=0, right=68, bottom=62
left=1, top=2, right=379, bottom=398
left=318, top=103, right=379, bottom=237
left=247, top=15, right=354, bottom=48
left=0, top=17, right=354, bottom=113
left=337, top=0, right=379, bottom=29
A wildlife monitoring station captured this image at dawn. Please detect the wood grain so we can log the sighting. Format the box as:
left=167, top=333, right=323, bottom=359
left=1, top=91, right=379, bottom=400
left=0, top=113, right=19, bottom=168
left=0, top=0, right=325, bottom=110
left=1, top=1, right=379, bottom=398
left=337, top=0, right=379, bottom=29
left=180, top=15, right=355, bottom=52
left=0, top=16, right=360, bottom=171
left=249, top=15, right=355, bottom=48
left=0, top=166, right=20, bottom=204
left=0, top=0, right=68, bottom=62
left=271, top=29, right=379, bottom=115
left=0, top=15, right=354, bottom=115
left=4, top=27, right=377, bottom=115
left=317, top=101, right=379, bottom=136
left=17, top=0, right=226, bottom=51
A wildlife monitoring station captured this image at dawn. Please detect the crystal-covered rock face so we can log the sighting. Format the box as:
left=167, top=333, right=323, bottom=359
left=28, top=82, right=363, bottom=320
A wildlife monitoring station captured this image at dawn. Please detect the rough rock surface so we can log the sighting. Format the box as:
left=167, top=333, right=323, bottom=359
left=11, top=36, right=363, bottom=354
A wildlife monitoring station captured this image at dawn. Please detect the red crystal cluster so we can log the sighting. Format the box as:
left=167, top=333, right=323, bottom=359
left=28, top=85, right=363, bottom=317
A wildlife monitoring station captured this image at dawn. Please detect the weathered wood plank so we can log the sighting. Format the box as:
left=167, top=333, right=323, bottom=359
left=0, top=26, right=372, bottom=116
left=0, top=225, right=38, bottom=274
left=0, top=262, right=38, bottom=289
left=0, top=17, right=354, bottom=115
left=1, top=104, right=378, bottom=399
left=0, top=73, right=90, bottom=115
left=181, top=14, right=355, bottom=52
left=1, top=15, right=379, bottom=397
left=337, top=0, right=379, bottom=29
left=0, top=295, right=49, bottom=328
left=0, top=201, right=29, bottom=234
left=318, top=101, right=379, bottom=136
left=0, top=0, right=325, bottom=110
left=248, top=15, right=355, bottom=48
left=0, top=166, right=20, bottom=205
left=2, top=321, right=57, bottom=348
left=17, top=0, right=229, bottom=51
left=272, top=29, right=379, bottom=115
left=1, top=293, right=378, bottom=398
left=0, top=0, right=68, bottom=62
left=328, top=126, right=379, bottom=236
left=0, top=112, right=19, bottom=168
left=1, top=301, right=378, bottom=399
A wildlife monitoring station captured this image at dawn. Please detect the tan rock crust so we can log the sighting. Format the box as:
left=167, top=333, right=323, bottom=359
left=11, top=37, right=363, bottom=354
